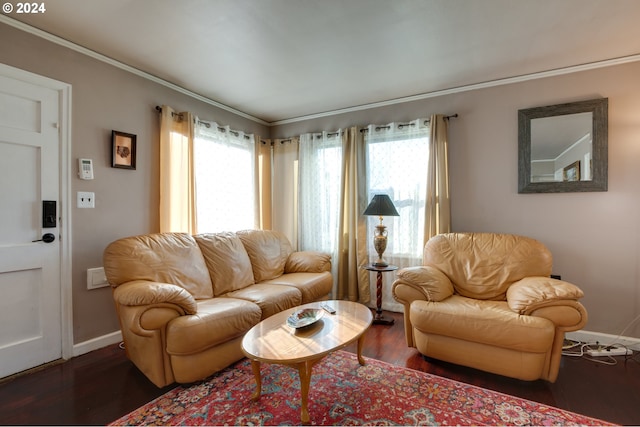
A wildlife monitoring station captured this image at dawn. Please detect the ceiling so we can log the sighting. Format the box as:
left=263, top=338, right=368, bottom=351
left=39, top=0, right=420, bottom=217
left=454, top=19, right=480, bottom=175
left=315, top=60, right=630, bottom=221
left=8, top=0, right=640, bottom=124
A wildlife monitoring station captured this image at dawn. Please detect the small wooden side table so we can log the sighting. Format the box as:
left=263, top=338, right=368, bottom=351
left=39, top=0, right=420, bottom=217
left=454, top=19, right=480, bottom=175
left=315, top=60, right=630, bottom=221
left=363, top=264, right=398, bottom=325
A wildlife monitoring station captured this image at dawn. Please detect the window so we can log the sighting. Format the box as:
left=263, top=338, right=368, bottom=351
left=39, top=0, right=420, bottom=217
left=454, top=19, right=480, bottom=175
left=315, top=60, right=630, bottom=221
left=365, top=123, right=430, bottom=263
left=297, top=123, right=430, bottom=265
left=194, top=124, right=256, bottom=233
left=298, top=133, right=342, bottom=254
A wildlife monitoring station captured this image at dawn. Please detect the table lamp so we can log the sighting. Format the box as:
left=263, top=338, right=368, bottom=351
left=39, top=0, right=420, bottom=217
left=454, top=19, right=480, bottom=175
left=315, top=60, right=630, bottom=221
left=363, top=194, right=399, bottom=267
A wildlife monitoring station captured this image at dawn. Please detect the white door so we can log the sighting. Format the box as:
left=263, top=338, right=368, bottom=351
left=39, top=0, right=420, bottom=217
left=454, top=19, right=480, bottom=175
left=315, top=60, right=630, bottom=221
left=0, top=72, right=62, bottom=378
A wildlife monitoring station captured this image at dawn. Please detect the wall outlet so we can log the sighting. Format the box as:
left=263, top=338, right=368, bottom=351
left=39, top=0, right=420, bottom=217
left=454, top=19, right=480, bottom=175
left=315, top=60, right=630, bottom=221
left=586, top=347, right=632, bottom=357
left=77, top=191, right=95, bottom=208
left=87, top=267, right=109, bottom=290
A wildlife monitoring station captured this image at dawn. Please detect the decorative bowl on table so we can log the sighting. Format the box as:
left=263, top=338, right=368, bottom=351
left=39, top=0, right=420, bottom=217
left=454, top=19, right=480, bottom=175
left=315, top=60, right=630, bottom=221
left=287, top=308, right=324, bottom=329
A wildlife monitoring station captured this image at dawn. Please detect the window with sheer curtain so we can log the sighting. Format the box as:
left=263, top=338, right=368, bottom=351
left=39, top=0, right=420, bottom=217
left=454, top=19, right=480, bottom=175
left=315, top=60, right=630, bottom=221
left=193, top=123, right=256, bottom=233
left=298, top=122, right=430, bottom=266
left=364, top=122, right=430, bottom=265
left=297, top=132, right=343, bottom=255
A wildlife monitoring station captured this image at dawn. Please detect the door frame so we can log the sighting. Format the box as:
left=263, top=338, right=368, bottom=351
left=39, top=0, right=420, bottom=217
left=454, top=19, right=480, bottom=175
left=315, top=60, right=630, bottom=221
left=0, top=62, right=73, bottom=361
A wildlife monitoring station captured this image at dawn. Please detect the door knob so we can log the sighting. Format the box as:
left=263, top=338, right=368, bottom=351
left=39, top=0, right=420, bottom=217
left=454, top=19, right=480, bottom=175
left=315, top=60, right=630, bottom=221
left=33, top=233, right=56, bottom=243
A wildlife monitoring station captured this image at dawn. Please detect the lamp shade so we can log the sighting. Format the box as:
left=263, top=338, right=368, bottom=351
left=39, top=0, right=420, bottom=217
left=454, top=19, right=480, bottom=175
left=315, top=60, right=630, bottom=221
left=363, top=194, right=399, bottom=216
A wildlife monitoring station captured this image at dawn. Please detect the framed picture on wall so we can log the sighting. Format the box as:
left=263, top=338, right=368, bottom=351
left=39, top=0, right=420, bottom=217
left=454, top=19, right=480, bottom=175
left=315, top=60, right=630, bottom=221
left=563, top=160, right=580, bottom=182
left=111, top=130, right=137, bottom=170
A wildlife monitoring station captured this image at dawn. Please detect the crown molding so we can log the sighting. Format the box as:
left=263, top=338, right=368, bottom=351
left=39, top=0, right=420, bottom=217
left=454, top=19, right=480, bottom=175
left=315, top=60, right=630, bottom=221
left=4, top=15, right=640, bottom=127
left=1, top=15, right=270, bottom=126
left=270, top=53, right=640, bottom=126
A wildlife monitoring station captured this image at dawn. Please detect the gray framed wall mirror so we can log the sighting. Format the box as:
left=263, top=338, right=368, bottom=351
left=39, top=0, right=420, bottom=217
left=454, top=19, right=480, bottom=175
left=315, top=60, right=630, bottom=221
left=518, top=98, right=608, bottom=193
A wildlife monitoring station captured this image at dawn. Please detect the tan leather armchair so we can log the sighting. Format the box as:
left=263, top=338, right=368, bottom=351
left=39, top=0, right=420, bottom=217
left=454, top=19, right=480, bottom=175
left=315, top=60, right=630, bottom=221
left=392, top=232, right=587, bottom=382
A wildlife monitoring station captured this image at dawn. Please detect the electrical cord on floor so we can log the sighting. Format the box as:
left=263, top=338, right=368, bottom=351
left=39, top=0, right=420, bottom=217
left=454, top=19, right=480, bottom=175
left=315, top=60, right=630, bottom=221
left=583, top=352, right=618, bottom=366
left=623, top=348, right=640, bottom=365
left=561, top=340, right=638, bottom=366
left=561, top=342, right=588, bottom=359
left=562, top=339, right=581, bottom=351
left=561, top=315, right=640, bottom=366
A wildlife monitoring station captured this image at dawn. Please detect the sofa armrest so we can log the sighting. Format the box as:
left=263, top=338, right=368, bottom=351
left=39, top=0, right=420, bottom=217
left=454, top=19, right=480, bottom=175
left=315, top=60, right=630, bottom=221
left=507, top=276, right=584, bottom=315
left=392, top=266, right=454, bottom=303
left=285, top=251, right=331, bottom=273
left=113, top=280, right=198, bottom=315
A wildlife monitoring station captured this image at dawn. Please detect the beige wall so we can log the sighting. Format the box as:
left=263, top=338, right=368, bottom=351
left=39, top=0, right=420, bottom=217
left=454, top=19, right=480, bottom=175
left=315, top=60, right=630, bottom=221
left=0, top=22, right=269, bottom=343
left=271, top=61, right=640, bottom=339
left=2, top=20, right=639, bottom=344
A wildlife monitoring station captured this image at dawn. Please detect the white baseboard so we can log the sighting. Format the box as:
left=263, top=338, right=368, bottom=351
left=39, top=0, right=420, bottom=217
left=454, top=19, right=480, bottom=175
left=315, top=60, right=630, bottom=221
left=566, top=330, right=640, bottom=349
left=69, top=328, right=639, bottom=361
left=72, top=330, right=123, bottom=358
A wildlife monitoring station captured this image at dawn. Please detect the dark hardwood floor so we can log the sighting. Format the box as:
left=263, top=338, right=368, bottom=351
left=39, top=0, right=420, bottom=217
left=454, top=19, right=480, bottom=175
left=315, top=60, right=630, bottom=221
left=1, top=310, right=639, bottom=425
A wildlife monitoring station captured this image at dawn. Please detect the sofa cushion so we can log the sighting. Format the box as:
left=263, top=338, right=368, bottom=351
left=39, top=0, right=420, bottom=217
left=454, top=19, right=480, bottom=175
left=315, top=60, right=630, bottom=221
left=195, top=232, right=255, bottom=296
left=223, top=284, right=302, bottom=319
left=259, top=272, right=333, bottom=303
left=237, top=229, right=293, bottom=282
left=285, top=251, right=331, bottom=273
left=166, top=298, right=261, bottom=355
left=410, top=295, right=554, bottom=353
left=104, top=233, right=213, bottom=299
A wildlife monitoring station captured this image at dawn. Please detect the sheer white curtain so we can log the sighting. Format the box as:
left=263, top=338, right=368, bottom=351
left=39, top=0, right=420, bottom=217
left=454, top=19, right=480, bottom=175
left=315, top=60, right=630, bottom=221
left=364, top=119, right=431, bottom=311
left=298, top=132, right=343, bottom=292
left=193, top=121, right=257, bottom=233
left=295, top=117, right=450, bottom=310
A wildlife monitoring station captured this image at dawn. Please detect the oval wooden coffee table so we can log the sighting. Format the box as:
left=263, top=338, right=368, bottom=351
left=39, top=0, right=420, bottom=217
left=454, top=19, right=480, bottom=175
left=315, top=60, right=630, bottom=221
left=241, top=300, right=372, bottom=425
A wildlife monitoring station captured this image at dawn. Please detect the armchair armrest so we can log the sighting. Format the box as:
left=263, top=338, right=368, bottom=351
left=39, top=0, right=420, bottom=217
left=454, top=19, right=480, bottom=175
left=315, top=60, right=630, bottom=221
left=113, top=280, right=198, bottom=315
left=392, top=266, right=453, bottom=348
left=285, top=251, right=331, bottom=273
left=392, top=266, right=454, bottom=303
left=507, top=276, right=584, bottom=315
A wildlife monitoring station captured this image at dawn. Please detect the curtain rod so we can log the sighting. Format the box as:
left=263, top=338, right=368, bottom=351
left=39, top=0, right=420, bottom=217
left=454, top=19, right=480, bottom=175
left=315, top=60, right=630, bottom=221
left=435, top=113, right=458, bottom=121
left=156, top=106, right=457, bottom=125
left=156, top=106, right=457, bottom=141
left=155, top=105, right=182, bottom=118
left=360, top=114, right=458, bottom=133
left=156, top=105, right=251, bottom=139
left=261, top=138, right=295, bottom=145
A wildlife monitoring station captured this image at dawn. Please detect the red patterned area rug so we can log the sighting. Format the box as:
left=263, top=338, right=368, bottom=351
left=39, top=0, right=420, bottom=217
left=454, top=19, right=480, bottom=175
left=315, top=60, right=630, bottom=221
left=110, top=351, right=613, bottom=426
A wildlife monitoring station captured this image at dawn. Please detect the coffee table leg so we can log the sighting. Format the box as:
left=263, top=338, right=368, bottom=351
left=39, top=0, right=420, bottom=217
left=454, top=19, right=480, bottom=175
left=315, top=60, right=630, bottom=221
left=296, top=361, right=313, bottom=425
left=356, top=333, right=366, bottom=365
left=250, top=360, right=262, bottom=401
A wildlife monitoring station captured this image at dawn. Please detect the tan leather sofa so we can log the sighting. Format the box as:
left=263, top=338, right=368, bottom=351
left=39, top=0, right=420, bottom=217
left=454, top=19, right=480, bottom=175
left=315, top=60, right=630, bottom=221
left=392, top=232, right=587, bottom=382
left=103, top=229, right=332, bottom=387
